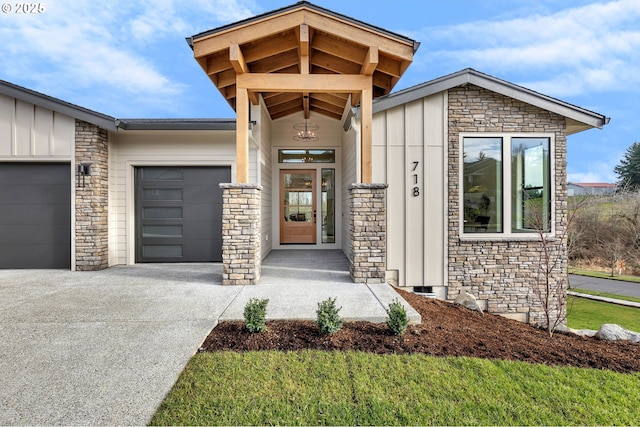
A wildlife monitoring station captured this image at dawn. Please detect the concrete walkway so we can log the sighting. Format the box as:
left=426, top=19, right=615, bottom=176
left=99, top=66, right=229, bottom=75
left=568, top=291, right=640, bottom=308
left=0, top=252, right=418, bottom=425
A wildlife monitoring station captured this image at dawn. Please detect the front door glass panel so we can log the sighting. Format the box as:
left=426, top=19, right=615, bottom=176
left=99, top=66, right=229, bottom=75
left=280, top=170, right=316, bottom=244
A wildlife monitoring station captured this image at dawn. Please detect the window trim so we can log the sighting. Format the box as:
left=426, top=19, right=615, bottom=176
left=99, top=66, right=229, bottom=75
left=458, top=133, right=556, bottom=240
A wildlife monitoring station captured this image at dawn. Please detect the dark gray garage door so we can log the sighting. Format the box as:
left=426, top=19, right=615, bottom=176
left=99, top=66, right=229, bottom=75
left=135, top=166, right=230, bottom=263
left=0, top=163, right=71, bottom=269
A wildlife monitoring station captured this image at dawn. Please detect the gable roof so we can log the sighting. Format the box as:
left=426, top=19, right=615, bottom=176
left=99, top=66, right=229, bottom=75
left=373, top=68, right=610, bottom=135
left=187, top=1, right=419, bottom=121
left=0, top=79, right=118, bottom=131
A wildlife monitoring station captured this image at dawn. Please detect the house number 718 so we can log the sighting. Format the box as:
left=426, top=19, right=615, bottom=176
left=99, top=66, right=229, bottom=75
left=411, top=161, right=420, bottom=197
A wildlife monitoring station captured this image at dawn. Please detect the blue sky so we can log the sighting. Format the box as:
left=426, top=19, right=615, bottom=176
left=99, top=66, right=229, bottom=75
left=1, top=0, right=639, bottom=183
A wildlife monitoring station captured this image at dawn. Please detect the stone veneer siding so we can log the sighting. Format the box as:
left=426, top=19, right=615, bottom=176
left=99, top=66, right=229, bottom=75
left=75, top=120, right=109, bottom=271
left=349, top=183, right=388, bottom=283
left=220, top=183, right=262, bottom=285
left=447, top=85, right=568, bottom=325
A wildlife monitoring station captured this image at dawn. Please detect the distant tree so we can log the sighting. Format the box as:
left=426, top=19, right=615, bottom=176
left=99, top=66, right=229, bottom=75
left=614, top=142, right=640, bottom=191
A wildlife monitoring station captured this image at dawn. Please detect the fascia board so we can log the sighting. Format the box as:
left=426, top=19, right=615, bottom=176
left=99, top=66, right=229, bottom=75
left=0, top=81, right=117, bottom=131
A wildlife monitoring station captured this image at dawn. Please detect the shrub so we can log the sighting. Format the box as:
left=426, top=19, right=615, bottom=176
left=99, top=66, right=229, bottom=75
left=386, top=298, right=409, bottom=336
left=243, top=298, right=269, bottom=333
left=316, top=297, right=343, bottom=334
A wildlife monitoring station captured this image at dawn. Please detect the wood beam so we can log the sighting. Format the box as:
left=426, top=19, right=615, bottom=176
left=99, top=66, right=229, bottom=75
left=360, top=46, right=378, bottom=75
left=299, top=24, right=309, bottom=56
left=264, top=92, right=299, bottom=107
left=206, top=50, right=232, bottom=75
left=312, top=92, right=348, bottom=108
left=242, top=31, right=298, bottom=62
left=303, top=93, right=310, bottom=119
left=236, top=87, right=249, bottom=183
left=217, top=69, right=236, bottom=88
left=237, top=73, right=371, bottom=92
left=311, top=50, right=360, bottom=75
left=229, top=44, right=248, bottom=74
left=311, top=98, right=343, bottom=116
left=360, top=86, right=373, bottom=183
left=250, top=50, right=299, bottom=73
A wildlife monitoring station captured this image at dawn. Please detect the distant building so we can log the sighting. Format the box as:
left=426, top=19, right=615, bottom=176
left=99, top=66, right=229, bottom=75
left=568, top=182, right=617, bottom=196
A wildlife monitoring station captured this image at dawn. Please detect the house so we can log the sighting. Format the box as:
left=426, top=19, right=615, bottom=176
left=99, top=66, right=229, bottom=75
left=0, top=2, right=609, bottom=325
left=568, top=182, right=617, bottom=196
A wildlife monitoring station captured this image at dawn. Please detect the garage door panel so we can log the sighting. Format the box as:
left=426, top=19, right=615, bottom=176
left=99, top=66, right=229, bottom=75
left=0, top=224, right=71, bottom=245
left=0, top=204, right=71, bottom=225
left=0, top=244, right=70, bottom=269
left=135, top=166, right=230, bottom=263
left=0, top=163, right=71, bottom=269
left=0, top=184, right=70, bottom=204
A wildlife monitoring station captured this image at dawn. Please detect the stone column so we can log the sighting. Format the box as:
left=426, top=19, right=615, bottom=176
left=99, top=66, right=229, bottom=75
left=349, top=183, right=388, bottom=283
left=74, top=120, right=109, bottom=271
left=220, top=183, right=262, bottom=285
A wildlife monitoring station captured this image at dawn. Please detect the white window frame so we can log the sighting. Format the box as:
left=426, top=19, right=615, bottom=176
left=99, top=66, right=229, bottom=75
left=458, top=133, right=555, bottom=240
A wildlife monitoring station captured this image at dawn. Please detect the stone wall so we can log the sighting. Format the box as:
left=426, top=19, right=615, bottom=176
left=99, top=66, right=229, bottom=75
left=349, top=183, right=387, bottom=283
left=447, top=85, right=568, bottom=325
left=220, top=183, right=262, bottom=285
left=75, top=120, right=109, bottom=271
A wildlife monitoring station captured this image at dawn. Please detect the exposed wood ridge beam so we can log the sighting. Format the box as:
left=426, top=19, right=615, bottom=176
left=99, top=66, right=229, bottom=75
left=303, top=92, right=310, bottom=119
left=236, top=73, right=371, bottom=92
left=229, top=44, right=248, bottom=74
left=299, top=23, right=310, bottom=75
left=300, top=24, right=309, bottom=56
left=360, top=46, right=378, bottom=75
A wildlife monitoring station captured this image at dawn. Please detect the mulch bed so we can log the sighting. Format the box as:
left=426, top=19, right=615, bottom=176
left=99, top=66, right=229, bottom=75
left=200, top=289, right=640, bottom=373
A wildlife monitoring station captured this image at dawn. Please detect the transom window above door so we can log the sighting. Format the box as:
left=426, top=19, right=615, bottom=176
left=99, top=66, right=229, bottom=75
left=278, top=149, right=335, bottom=163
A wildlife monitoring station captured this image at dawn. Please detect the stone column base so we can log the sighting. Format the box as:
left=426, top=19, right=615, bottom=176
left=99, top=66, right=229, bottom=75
left=349, top=183, right=388, bottom=283
left=220, top=183, right=262, bottom=285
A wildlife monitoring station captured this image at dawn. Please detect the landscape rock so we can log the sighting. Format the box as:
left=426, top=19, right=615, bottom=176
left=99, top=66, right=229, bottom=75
left=595, top=324, right=640, bottom=343
left=454, top=291, right=483, bottom=314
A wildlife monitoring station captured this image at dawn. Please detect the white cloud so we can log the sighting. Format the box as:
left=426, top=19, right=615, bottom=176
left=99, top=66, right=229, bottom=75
left=0, top=0, right=258, bottom=115
left=411, top=0, right=640, bottom=97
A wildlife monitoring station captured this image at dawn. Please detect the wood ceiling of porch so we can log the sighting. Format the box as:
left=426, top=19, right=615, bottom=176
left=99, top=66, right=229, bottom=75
left=189, top=2, right=417, bottom=121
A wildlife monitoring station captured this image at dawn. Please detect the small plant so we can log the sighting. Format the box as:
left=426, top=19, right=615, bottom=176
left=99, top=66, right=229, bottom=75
left=243, top=298, right=269, bottom=333
left=386, top=298, right=409, bottom=336
left=316, top=297, right=343, bottom=334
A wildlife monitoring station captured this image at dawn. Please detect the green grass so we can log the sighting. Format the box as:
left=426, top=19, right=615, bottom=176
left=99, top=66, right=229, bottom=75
left=567, top=296, right=640, bottom=332
left=569, top=267, right=640, bottom=283
left=151, top=351, right=640, bottom=426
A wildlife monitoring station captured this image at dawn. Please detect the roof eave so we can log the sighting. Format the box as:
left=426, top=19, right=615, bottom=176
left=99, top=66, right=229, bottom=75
left=373, top=68, right=610, bottom=132
left=188, top=1, right=418, bottom=50
left=116, top=119, right=237, bottom=131
left=0, top=80, right=117, bottom=131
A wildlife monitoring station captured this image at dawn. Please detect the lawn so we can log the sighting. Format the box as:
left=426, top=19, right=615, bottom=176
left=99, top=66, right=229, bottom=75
left=151, top=351, right=640, bottom=426
left=567, top=295, right=640, bottom=332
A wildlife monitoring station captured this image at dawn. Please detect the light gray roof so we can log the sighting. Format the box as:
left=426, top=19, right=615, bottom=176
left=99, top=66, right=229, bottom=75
left=116, top=118, right=236, bottom=131
left=0, top=79, right=118, bottom=131
left=0, top=79, right=237, bottom=132
left=373, top=68, right=610, bottom=133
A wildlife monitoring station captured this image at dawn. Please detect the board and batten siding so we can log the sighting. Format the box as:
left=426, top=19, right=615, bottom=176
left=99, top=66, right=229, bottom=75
left=108, top=131, right=235, bottom=266
left=372, top=93, right=447, bottom=295
left=341, top=124, right=358, bottom=258
left=257, top=101, right=273, bottom=258
left=0, top=94, right=74, bottom=159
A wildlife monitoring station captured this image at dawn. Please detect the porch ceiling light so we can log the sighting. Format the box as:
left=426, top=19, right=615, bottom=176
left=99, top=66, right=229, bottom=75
left=293, top=120, right=319, bottom=142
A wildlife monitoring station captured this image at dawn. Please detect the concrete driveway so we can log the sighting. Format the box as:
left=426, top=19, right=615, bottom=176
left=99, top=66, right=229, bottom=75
left=0, top=259, right=418, bottom=425
left=0, top=264, right=241, bottom=425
